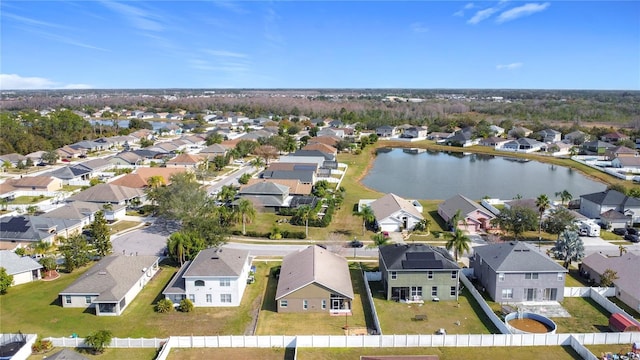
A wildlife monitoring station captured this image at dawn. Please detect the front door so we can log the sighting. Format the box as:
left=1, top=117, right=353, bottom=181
left=524, top=288, right=536, bottom=301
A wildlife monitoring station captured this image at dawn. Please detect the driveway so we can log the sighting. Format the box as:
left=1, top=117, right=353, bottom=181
left=111, top=222, right=171, bottom=257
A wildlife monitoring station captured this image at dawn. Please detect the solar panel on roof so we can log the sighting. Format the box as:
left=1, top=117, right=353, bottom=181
left=3, top=217, right=30, bottom=232
left=406, top=252, right=435, bottom=261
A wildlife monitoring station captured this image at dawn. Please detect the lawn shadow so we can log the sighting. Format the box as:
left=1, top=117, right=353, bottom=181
left=284, top=347, right=296, bottom=360
left=352, top=267, right=375, bottom=333
left=594, top=325, right=611, bottom=332
left=561, top=345, right=585, bottom=360
left=428, top=210, right=448, bottom=230
left=49, top=295, right=62, bottom=307
left=583, top=297, right=612, bottom=318
left=332, top=229, right=354, bottom=237
left=261, top=267, right=279, bottom=312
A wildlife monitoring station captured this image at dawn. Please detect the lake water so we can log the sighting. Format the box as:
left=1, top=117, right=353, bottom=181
left=361, top=148, right=606, bottom=200
left=89, top=119, right=169, bottom=131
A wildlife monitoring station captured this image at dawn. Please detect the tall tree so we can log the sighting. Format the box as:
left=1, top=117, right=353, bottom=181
left=147, top=175, right=165, bottom=189
left=91, top=211, right=112, bottom=258
left=555, top=190, right=573, bottom=206
left=59, top=235, right=91, bottom=272
left=355, top=205, right=376, bottom=235
left=551, top=230, right=585, bottom=268
left=166, top=231, right=205, bottom=266
left=41, top=150, right=59, bottom=165
left=491, top=206, right=538, bottom=240
left=543, top=207, right=576, bottom=237
left=535, top=194, right=551, bottom=240
left=235, top=198, right=256, bottom=235
left=296, top=205, right=312, bottom=238
left=445, top=228, right=471, bottom=261
left=0, top=267, right=13, bottom=295
left=368, top=233, right=390, bottom=249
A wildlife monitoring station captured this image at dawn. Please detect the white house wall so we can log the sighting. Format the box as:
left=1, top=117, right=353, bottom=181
left=183, top=258, right=251, bottom=307
left=11, top=269, right=40, bottom=286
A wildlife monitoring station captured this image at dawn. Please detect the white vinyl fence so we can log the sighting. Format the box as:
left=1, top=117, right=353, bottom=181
left=564, top=287, right=640, bottom=328
left=459, top=274, right=510, bottom=334
left=1, top=333, right=37, bottom=360
left=362, top=271, right=382, bottom=335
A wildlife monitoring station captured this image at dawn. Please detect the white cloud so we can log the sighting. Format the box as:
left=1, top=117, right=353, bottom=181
left=211, top=0, right=247, bottom=14
left=101, top=1, right=164, bottom=32
left=496, top=62, right=523, bottom=70
left=0, top=74, right=93, bottom=90
left=3, top=12, right=68, bottom=29
left=468, top=7, right=499, bottom=24
left=497, top=2, right=550, bottom=23
left=204, top=50, right=248, bottom=58
left=411, top=22, right=429, bottom=33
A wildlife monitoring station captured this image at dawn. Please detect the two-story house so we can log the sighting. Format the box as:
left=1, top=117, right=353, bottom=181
left=162, top=248, right=252, bottom=307
left=379, top=244, right=460, bottom=302
left=471, top=241, right=567, bottom=303
left=580, top=189, right=640, bottom=224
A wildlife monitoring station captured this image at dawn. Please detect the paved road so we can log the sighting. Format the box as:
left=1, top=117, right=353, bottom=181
left=207, top=164, right=257, bottom=195
left=111, top=222, right=171, bottom=257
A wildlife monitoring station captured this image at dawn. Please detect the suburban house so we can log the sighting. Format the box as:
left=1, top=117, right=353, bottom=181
left=238, top=181, right=292, bottom=211
left=579, top=189, right=640, bottom=224
left=564, top=130, right=588, bottom=145
left=109, top=167, right=187, bottom=189
left=275, top=245, right=354, bottom=313
left=601, top=132, right=629, bottom=143
left=378, top=244, right=460, bottom=302
left=507, top=126, right=533, bottom=138
left=489, top=125, right=505, bottom=136
left=605, top=146, right=637, bottom=160
left=438, top=194, right=497, bottom=234
left=198, top=144, right=228, bottom=159
left=376, top=125, right=398, bottom=138
left=246, top=179, right=312, bottom=196
left=0, top=176, right=62, bottom=200
left=537, top=129, right=562, bottom=143
left=0, top=250, right=43, bottom=285
left=307, top=136, right=340, bottom=148
left=57, top=145, right=85, bottom=159
left=0, top=153, right=27, bottom=167
left=67, top=183, right=146, bottom=206
left=581, top=252, right=640, bottom=312
left=359, top=193, right=424, bottom=232
left=471, top=241, right=568, bottom=303
left=162, top=248, right=252, bottom=307
left=301, top=143, right=337, bottom=158
left=500, top=138, right=545, bottom=153
left=445, top=128, right=478, bottom=147
left=582, top=140, right=616, bottom=155
left=69, top=140, right=105, bottom=153
left=165, top=153, right=203, bottom=169
left=401, top=126, right=428, bottom=139
left=479, top=137, right=510, bottom=149
left=108, top=152, right=145, bottom=166
left=0, top=215, right=82, bottom=250
left=59, top=255, right=159, bottom=316
left=42, top=201, right=126, bottom=225
left=612, top=156, right=640, bottom=170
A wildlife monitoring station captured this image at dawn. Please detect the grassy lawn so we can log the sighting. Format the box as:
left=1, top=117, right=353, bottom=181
left=169, top=347, right=290, bottom=360
left=28, top=348, right=158, bottom=360
left=61, top=185, right=83, bottom=192
left=565, top=268, right=592, bottom=287
left=256, top=264, right=369, bottom=335
left=298, top=346, right=582, bottom=360
left=554, top=297, right=611, bottom=333
left=109, top=220, right=142, bottom=234
left=600, top=231, right=624, bottom=241
left=9, top=195, right=51, bottom=204
left=0, top=261, right=269, bottom=338
left=607, top=297, right=640, bottom=320
left=370, top=282, right=498, bottom=335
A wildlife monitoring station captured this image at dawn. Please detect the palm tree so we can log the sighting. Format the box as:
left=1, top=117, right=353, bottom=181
left=555, top=190, right=573, bottom=206
left=297, top=205, right=312, bottom=238
left=450, top=209, right=462, bottom=230
left=30, top=240, right=54, bottom=258
left=236, top=198, right=256, bottom=235
left=355, top=205, right=376, bottom=235
left=535, top=194, right=550, bottom=241
left=445, top=228, right=471, bottom=262
left=167, top=233, right=187, bottom=266
left=147, top=175, right=165, bottom=189
left=368, top=233, right=390, bottom=249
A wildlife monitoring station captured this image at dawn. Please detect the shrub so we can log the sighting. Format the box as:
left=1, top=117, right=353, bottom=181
left=179, top=298, right=194, bottom=312
left=85, top=329, right=113, bottom=354
left=155, top=298, right=175, bottom=313
left=31, top=337, right=52, bottom=353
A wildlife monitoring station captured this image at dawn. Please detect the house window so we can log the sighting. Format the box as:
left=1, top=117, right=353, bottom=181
left=195, top=280, right=205, bottom=287
left=303, top=300, right=308, bottom=310
left=525, top=273, right=539, bottom=280
left=219, top=278, right=231, bottom=287
left=557, top=273, right=563, bottom=281
left=498, top=273, right=505, bottom=282
left=65, top=295, right=71, bottom=304
left=321, top=300, right=327, bottom=309
left=450, top=286, right=457, bottom=296
left=280, top=300, right=288, bottom=308
left=390, top=271, right=397, bottom=280
left=206, top=294, right=212, bottom=303
left=410, top=286, right=422, bottom=297
left=431, top=286, right=438, bottom=297
left=189, top=294, right=195, bottom=302
left=220, top=294, right=232, bottom=303
left=85, top=296, right=92, bottom=304
left=501, top=289, right=513, bottom=299
left=427, top=271, right=433, bottom=280
left=451, top=271, right=457, bottom=279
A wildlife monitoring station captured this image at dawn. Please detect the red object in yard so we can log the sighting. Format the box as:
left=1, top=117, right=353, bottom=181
left=608, top=313, right=640, bottom=332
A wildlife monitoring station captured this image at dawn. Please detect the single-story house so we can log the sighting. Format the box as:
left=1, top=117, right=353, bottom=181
left=0, top=153, right=27, bottom=167
left=276, top=245, right=354, bottom=313
left=438, top=194, right=497, bottom=234
left=471, top=241, right=568, bottom=303
left=246, top=178, right=312, bottom=196
left=198, top=144, right=228, bottom=159
left=606, top=146, right=637, bottom=160
left=500, top=138, right=545, bottom=153
left=0, top=250, right=43, bottom=285
left=109, top=167, right=187, bottom=189
left=507, top=126, right=533, bottom=138
left=165, top=153, right=203, bottom=169
left=359, top=193, right=424, bottom=232
left=581, top=252, right=640, bottom=312
left=67, top=183, right=146, bottom=206
left=59, top=255, right=159, bottom=316
left=582, top=140, right=616, bottom=155
left=379, top=243, right=460, bottom=302
left=162, top=248, right=252, bottom=307
left=612, top=156, right=640, bottom=170
left=579, top=189, right=640, bottom=224
left=0, top=215, right=82, bottom=250
left=57, top=146, right=85, bottom=159
left=564, top=130, right=587, bottom=145
left=445, top=128, right=477, bottom=147
left=42, top=201, right=126, bottom=225
left=108, top=152, right=145, bottom=166
left=479, top=137, right=510, bottom=149
left=601, top=132, right=629, bottom=143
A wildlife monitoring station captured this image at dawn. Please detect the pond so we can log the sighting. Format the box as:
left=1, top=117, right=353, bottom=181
left=361, top=148, right=606, bottom=200
left=89, top=119, right=172, bottom=131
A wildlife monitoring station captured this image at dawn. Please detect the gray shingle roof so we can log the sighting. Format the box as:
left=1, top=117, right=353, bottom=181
left=276, top=245, right=354, bottom=300
left=183, top=247, right=250, bottom=277
left=68, top=184, right=145, bottom=203
left=45, top=349, right=90, bottom=360
left=473, top=241, right=566, bottom=272
left=581, top=189, right=640, bottom=207
left=60, top=255, right=159, bottom=302
left=43, top=201, right=125, bottom=220
left=582, top=252, right=640, bottom=301
left=0, top=216, right=82, bottom=242
left=0, top=250, right=43, bottom=275
left=379, top=244, right=459, bottom=271
left=438, top=194, right=487, bottom=220
left=239, top=182, right=289, bottom=196
left=369, top=193, right=423, bottom=221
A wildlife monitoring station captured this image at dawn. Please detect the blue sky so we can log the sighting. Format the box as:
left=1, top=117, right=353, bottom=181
left=1, top=1, right=638, bottom=90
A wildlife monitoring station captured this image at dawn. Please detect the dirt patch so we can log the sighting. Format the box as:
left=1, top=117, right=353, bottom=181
left=344, top=326, right=368, bottom=335
left=42, top=270, right=60, bottom=281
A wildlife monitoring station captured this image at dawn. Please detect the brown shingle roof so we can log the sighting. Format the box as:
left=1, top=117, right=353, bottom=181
left=302, top=143, right=337, bottom=154
left=307, top=136, right=339, bottom=146
left=111, top=167, right=187, bottom=188
left=167, top=153, right=202, bottom=165
left=9, top=176, right=56, bottom=189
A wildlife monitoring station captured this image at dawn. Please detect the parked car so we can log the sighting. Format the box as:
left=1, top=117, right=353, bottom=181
left=348, top=240, right=364, bottom=248
left=613, top=228, right=627, bottom=236
left=624, top=234, right=639, bottom=243
left=626, top=227, right=639, bottom=235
